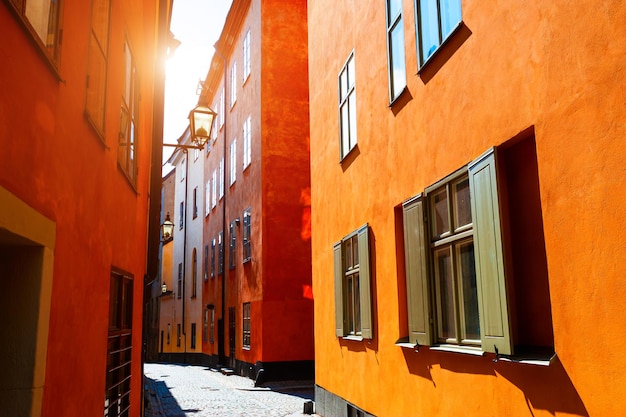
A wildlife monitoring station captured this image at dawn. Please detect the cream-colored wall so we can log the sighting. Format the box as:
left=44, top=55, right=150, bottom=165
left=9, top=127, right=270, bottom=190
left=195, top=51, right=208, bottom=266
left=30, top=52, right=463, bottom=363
left=0, top=186, right=55, bottom=417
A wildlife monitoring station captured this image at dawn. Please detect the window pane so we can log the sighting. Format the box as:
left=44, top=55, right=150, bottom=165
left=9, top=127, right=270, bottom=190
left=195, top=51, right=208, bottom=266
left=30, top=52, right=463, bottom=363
left=435, top=248, right=455, bottom=340
left=86, top=35, right=107, bottom=131
left=91, top=0, right=110, bottom=49
left=341, top=104, right=350, bottom=156
left=390, top=22, right=407, bottom=98
left=388, top=0, right=402, bottom=23
left=419, top=0, right=440, bottom=63
left=348, top=93, right=357, bottom=149
left=458, top=241, right=480, bottom=341
left=440, top=0, right=462, bottom=40
left=339, top=70, right=347, bottom=100
left=347, top=57, right=355, bottom=89
left=345, top=238, right=353, bottom=269
left=354, top=274, right=361, bottom=334
left=347, top=276, right=355, bottom=333
left=454, top=177, right=471, bottom=228
left=25, top=0, right=53, bottom=45
left=432, top=188, right=449, bottom=236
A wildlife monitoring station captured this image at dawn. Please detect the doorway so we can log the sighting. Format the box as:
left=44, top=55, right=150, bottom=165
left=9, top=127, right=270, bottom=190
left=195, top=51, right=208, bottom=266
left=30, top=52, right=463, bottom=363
left=228, top=307, right=236, bottom=368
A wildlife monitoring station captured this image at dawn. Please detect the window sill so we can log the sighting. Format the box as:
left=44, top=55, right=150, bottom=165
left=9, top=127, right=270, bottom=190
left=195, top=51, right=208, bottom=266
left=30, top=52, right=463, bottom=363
left=388, top=86, right=409, bottom=107
left=340, top=335, right=364, bottom=342
left=496, top=347, right=556, bottom=366
left=430, top=345, right=485, bottom=356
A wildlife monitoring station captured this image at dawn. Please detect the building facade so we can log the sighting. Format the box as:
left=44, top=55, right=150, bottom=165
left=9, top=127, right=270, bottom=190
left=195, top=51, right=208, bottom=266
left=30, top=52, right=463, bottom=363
left=198, top=0, right=313, bottom=381
left=158, top=129, right=207, bottom=361
left=308, top=0, right=626, bottom=416
left=0, top=0, right=172, bottom=416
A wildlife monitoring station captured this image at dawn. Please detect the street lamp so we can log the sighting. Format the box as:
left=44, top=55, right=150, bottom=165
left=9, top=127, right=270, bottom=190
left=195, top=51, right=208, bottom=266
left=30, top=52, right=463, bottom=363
left=188, top=104, right=217, bottom=149
left=160, top=213, right=174, bottom=241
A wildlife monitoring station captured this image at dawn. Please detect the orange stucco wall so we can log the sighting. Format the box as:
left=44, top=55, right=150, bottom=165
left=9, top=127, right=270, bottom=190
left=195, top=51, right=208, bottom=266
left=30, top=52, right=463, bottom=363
left=1, top=1, right=162, bottom=415
left=309, top=0, right=626, bottom=416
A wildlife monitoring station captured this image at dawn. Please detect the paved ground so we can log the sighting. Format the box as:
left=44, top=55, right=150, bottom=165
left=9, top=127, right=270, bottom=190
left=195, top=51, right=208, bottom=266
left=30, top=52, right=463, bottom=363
left=144, top=363, right=319, bottom=417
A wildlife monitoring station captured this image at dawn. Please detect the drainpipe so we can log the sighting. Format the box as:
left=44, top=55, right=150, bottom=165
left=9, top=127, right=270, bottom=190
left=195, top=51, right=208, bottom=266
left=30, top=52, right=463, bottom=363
left=214, top=44, right=228, bottom=367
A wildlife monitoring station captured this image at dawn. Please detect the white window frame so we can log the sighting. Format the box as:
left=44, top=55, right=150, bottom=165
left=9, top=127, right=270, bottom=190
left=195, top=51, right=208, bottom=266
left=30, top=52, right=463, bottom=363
left=230, top=61, right=237, bottom=107
left=211, top=170, right=217, bottom=208
left=386, top=0, right=407, bottom=102
left=219, top=158, right=224, bottom=199
left=205, top=180, right=210, bottom=216
left=230, top=139, right=237, bottom=185
left=338, top=52, right=357, bottom=160
left=243, top=29, right=251, bottom=81
left=243, top=116, right=252, bottom=169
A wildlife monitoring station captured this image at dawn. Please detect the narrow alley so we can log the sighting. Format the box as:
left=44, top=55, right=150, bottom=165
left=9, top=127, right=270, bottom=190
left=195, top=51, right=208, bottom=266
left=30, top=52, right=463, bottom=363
left=144, top=363, right=317, bottom=417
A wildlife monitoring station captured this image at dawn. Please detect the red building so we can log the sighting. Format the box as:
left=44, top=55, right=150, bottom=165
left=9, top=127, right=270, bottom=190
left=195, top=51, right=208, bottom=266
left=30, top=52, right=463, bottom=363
left=199, top=0, right=313, bottom=381
left=0, top=0, right=172, bottom=415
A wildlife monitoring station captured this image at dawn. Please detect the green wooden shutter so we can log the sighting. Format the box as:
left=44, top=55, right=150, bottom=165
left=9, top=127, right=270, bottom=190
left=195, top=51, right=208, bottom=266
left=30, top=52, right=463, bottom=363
left=468, top=147, right=513, bottom=355
left=357, top=225, right=373, bottom=339
left=334, top=241, right=345, bottom=337
left=402, top=196, right=432, bottom=346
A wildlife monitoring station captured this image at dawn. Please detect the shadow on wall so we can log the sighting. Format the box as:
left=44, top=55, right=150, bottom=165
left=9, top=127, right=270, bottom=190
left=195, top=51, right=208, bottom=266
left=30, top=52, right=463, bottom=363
left=497, top=357, right=589, bottom=416
left=400, top=348, right=588, bottom=416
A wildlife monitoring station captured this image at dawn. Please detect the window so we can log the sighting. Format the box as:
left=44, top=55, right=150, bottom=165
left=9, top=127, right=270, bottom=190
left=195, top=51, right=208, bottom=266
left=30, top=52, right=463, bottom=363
left=167, top=323, right=171, bottom=345
left=219, top=158, right=225, bottom=199
left=177, top=263, right=182, bottom=299
left=190, top=323, right=196, bottom=349
left=176, top=324, right=181, bottom=347
left=211, top=238, right=216, bottom=278
left=402, top=145, right=553, bottom=356
left=205, top=180, right=210, bottom=216
left=230, top=61, right=237, bottom=106
left=218, top=231, right=224, bottom=275
left=105, top=270, right=133, bottom=417
left=203, top=310, right=209, bottom=342
left=243, top=302, right=251, bottom=348
left=211, top=170, right=217, bottom=208
left=338, top=53, right=357, bottom=160
left=118, top=40, right=138, bottom=186
left=7, top=0, right=62, bottom=65
left=219, top=89, right=225, bottom=127
left=193, top=187, right=198, bottom=219
left=230, top=139, right=237, bottom=185
left=85, top=0, right=110, bottom=134
left=179, top=201, right=184, bottom=229
left=229, top=220, right=237, bottom=269
left=334, top=225, right=373, bottom=339
left=415, top=0, right=462, bottom=66
left=243, top=116, right=251, bottom=169
left=210, top=309, right=215, bottom=343
left=191, top=248, right=197, bottom=298
left=243, top=29, right=251, bottom=81
left=204, top=244, right=209, bottom=281
left=386, top=0, right=407, bottom=101
left=242, top=208, right=251, bottom=262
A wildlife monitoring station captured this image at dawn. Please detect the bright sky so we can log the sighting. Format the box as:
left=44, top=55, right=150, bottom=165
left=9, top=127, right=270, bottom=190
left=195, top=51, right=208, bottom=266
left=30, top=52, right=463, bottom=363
left=163, top=0, right=233, bottom=165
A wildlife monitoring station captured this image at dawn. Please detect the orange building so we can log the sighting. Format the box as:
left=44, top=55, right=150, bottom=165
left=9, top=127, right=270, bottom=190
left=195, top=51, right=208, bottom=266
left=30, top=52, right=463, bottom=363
left=0, top=0, right=172, bottom=416
left=309, top=0, right=626, bottom=416
left=199, top=0, right=313, bottom=381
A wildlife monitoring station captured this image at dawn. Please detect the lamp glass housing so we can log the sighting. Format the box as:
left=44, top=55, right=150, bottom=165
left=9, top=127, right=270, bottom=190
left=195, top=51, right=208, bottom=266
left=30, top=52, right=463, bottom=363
left=188, top=104, right=217, bottom=148
left=161, top=214, right=174, bottom=241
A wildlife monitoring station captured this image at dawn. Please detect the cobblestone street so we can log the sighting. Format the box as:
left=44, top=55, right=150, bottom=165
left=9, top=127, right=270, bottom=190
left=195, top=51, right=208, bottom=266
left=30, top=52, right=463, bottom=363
left=144, top=363, right=318, bottom=417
